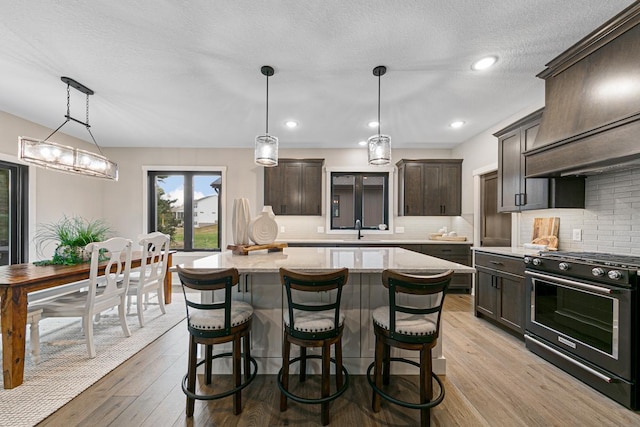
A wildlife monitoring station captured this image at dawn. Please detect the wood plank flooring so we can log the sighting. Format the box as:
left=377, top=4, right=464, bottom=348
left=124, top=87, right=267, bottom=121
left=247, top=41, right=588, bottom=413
left=38, top=294, right=640, bottom=426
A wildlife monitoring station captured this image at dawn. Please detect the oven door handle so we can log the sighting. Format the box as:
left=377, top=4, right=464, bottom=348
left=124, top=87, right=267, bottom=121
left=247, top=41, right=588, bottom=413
left=525, top=335, right=616, bottom=383
left=525, top=271, right=617, bottom=295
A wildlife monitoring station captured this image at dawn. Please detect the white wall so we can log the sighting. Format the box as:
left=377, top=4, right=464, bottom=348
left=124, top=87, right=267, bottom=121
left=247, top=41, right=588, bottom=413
left=102, top=146, right=464, bottom=247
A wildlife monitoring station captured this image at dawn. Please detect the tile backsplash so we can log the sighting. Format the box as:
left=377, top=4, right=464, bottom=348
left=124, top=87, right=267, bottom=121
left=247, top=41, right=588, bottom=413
left=520, top=167, right=640, bottom=255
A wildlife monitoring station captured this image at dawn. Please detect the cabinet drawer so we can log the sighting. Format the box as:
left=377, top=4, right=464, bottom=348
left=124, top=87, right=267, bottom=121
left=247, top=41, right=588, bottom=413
left=474, top=252, right=524, bottom=276
left=422, top=244, right=470, bottom=257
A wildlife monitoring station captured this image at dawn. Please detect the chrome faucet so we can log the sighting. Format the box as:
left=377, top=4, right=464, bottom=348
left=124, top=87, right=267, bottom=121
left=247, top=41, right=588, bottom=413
left=355, top=219, right=362, bottom=240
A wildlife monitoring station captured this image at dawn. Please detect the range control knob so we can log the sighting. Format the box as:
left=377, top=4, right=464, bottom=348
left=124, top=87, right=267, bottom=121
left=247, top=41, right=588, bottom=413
left=524, top=257, right=531, bottom=264
left=592, top=267, right=605, bottom=277
left=532, top=258, right=542, bottom=266
left=559, top=262, right=570, bottom=271
left=608, top=270, right=622, bottom=280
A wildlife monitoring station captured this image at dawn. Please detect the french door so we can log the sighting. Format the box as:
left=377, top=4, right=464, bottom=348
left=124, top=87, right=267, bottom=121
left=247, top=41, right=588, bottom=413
left=0, top=160, right=28, bottom=265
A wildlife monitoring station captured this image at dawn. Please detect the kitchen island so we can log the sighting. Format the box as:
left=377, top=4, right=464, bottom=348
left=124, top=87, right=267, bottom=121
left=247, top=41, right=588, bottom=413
left=178, top=246, right=475, bottom=375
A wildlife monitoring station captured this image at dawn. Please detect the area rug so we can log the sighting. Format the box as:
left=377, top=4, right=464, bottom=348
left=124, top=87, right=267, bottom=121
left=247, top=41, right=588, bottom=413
left=0, top=294, right=186, bottom=427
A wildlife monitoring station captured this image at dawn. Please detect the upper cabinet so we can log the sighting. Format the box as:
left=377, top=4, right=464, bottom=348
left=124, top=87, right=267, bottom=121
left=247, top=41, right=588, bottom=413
left=264, top=159, right=323, bottom=215
left=397, top=159, right=462, bottom=216
left=496, top=110, right=585, bottom=213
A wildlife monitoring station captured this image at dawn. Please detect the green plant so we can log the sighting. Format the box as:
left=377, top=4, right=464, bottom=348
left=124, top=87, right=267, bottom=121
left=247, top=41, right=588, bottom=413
left=34, top=215, right=112, bottom=265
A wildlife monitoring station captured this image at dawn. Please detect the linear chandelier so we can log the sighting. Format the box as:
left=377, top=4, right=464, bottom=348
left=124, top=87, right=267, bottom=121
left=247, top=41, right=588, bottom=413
left=18, top=76, right=118, bottom=180
left=368, top=65, right=391, bottom=166
left=255, top=65, right=278, bottom=167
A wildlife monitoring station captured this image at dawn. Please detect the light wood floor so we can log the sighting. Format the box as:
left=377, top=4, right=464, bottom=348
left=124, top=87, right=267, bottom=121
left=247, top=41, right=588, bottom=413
left=38, top=294, right=640, bottom=426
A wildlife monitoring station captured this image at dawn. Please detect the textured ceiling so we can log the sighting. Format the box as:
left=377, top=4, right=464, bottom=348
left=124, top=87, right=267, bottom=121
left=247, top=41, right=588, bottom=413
left=0, top=1, right=635, bottom=149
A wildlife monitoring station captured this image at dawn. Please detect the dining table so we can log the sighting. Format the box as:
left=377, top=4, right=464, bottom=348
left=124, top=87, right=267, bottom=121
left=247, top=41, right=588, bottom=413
left=0, top=250, right=174, bottom=389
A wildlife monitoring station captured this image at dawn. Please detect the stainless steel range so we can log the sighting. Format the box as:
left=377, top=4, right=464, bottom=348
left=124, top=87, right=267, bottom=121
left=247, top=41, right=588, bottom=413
left=524, top=251, right=639, bottom=409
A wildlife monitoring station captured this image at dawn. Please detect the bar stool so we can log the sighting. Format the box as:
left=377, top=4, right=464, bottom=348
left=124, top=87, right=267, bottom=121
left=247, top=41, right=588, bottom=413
left=177, top=266, right=258, bottom=417
left=367, top=269, right=454, bottom=427
left=278, top=267, right=350, bottom=426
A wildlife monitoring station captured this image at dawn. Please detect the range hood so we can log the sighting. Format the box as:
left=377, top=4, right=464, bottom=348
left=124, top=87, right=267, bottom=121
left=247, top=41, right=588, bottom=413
left=524, top=3, right=640, bottom=178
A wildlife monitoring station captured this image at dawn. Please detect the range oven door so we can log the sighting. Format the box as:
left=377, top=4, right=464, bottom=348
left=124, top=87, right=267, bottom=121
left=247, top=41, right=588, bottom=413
left=525, top=270, right=634, bottom=380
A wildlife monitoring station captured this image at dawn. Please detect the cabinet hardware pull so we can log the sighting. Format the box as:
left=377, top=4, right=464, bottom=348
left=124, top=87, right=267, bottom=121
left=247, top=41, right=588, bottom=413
left=489, top=261, right=503, bottom=265
left=514, top=193, right=519, bottom=206
left=406, top=205, right=409, bottom=214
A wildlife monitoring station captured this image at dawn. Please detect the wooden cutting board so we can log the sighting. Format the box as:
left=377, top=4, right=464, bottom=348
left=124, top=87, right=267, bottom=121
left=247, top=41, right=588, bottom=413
left=531, top=217, right=559, bottom=250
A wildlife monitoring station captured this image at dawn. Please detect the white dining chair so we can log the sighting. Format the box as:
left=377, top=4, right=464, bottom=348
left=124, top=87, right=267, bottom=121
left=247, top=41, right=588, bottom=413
left=126, top=232, right=170, bottom=327
left=30, top=237, right=133, bottom=358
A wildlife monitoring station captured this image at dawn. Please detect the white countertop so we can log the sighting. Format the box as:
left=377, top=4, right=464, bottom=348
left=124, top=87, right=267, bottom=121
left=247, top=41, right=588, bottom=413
left=179, top=246, right=476, bottom=274
left=281, top=239, right=473, bottom=245
left=472, top=246, right=542, bottom=257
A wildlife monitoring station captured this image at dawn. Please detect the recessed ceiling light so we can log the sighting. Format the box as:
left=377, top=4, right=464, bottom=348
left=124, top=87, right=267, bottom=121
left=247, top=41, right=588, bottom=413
left=358, top=140, right=367, bottom=146
left=449, top=121, right=465, bottom=129
left=285, top=120, right=298, bottom=128
left=368, top=121, right=379, bottom=128
left=471, top=56, right=498, bottom=71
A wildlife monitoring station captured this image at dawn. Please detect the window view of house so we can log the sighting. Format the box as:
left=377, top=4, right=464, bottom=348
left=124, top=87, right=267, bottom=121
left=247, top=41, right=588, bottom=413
left=148, top=171, right=222, bottom=251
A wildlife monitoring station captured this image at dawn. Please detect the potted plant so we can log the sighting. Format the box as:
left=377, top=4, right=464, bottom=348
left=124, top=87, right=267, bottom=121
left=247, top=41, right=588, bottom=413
left=34, top=215, right=112, bottom=265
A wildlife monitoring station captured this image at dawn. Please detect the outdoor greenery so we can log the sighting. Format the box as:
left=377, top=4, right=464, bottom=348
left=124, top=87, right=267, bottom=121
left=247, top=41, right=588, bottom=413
left=34, top=215, right=112, bottom=265
left=172, top=224, right=219, bottom=249
left=155, top=177, right=180, bottom=243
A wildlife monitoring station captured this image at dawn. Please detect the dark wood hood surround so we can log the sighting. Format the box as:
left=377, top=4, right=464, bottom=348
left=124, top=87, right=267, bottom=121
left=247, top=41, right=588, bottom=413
left=525, top=2, right=640, bottom=177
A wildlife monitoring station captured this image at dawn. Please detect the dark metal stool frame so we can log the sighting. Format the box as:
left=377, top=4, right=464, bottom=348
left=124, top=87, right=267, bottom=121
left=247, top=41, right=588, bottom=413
left=366, top=269, right=453, bottom=427
left=278, top=267, right=350, bottom=426
left=177, top=266, right=258, bottom=417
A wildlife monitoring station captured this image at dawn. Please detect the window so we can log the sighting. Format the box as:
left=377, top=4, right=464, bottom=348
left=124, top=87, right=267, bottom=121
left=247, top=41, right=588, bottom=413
left=148, top=171, right=222, bottom=251
left=330, top=172, right=389, bottom=230
left=0, top=160, right=28, bottom=265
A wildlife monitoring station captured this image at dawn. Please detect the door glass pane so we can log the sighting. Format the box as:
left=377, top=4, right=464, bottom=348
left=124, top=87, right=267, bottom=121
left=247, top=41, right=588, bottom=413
left=192, top=174, right=221, bottom=250
left=154, top=175, right=185, bottom=249
left=0, top=168, right=9, bottom=265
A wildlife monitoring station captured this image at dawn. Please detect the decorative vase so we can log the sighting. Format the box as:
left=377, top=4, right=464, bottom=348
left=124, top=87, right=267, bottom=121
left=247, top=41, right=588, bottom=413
left=248, top=206, right=278, bottom=245
left=232, top=198, right=251, bottom=245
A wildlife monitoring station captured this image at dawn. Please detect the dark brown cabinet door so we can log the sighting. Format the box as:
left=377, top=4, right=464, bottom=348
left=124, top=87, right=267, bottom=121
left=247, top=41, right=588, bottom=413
left=475, top=269, right=497, bottom=318
left=519, top=120, right=549, bottom=211
left=264, top=159, right=323, bottom=216
left=439, top=162, right=462, bottom=215
left=301, top=161, right=322, bottom=215
left=497, top=275, right=525, bottom=334
left=497, top=130, right=521, bottom=212
left=402, top=162, right=423, bottom=215
left=422, top=163, right=442, bottom=215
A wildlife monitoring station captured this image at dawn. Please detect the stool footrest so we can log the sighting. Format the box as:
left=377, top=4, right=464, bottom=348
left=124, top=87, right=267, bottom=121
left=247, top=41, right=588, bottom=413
left=182, top=352, right=258, bottom=401
left=277, top=355, right=350, bottom=405
left=366, top=357, right=445, bottom=410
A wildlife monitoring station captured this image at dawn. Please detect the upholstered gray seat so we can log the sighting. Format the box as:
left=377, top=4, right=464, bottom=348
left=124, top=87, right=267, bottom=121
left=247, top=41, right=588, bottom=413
left=189, top=301, right=253, bottom=331
left=372, top=306, right=438, bottom=336
left=284, top=304, right=345, bottom=333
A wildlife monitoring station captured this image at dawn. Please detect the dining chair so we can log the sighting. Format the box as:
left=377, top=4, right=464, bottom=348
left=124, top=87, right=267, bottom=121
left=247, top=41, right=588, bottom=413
left=367, top=269, right=454, bottom=427
left=30, top=237, right=133, bottom=358
left=126, top=231, right=170, bottom=327
left=278, top=267, right=350, bottom=426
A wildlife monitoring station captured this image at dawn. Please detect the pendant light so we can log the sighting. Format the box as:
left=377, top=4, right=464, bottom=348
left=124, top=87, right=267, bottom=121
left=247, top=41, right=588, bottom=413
left=367, top=65, right=391, bottom=165
left=255, top=65, right=278, bottom=167
left=18, top=77, right=118, bottom=180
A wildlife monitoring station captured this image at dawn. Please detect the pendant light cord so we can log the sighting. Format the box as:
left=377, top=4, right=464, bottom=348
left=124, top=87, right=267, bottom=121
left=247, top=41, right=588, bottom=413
left=265, top=73, right=269, bottom=135
left=377, top=71, right=381, bottom=136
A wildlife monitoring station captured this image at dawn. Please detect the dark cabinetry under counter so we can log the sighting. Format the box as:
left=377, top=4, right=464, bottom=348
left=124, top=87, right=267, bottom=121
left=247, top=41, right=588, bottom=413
left=397, top=159, right=462, bottom=216
left=264, top=159, right=323, bottom=215
left=495, top=109, right=585, bottom=212
left=401, top=244, right=471, bottom=292
left=474, top=251, right=525, bottom=336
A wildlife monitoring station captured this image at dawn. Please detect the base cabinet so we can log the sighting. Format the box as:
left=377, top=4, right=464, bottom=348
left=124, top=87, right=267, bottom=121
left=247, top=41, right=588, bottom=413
left=474, top=252, right=525, bottom=336
left=401, top=244, right=472, bottom=292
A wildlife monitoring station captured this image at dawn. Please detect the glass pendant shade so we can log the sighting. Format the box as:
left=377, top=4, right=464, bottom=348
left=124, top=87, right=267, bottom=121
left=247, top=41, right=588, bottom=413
left=19, top=137, right=119, bottom=180
left=17, top=76, right=118, bottom=180
left=367, top=134, right=391, bottom=165
left=254, top=134, right=278, bottom=167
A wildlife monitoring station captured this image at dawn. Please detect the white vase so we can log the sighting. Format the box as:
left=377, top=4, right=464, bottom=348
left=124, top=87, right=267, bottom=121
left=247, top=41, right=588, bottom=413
left=249, top=206, right=278, bottom=245
left=232, top=198, right=251, bottom=245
